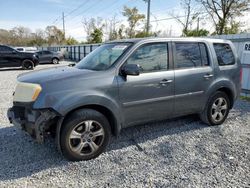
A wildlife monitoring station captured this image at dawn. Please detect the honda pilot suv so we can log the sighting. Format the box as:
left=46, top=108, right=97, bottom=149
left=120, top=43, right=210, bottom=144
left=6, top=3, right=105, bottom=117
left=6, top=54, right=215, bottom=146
left=7, top=38, right=241, bottom=161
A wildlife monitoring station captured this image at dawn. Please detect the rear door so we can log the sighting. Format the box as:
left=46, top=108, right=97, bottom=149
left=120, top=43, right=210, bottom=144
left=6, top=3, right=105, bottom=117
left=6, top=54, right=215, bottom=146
left=117, top=42, right=175, bottom=126
left=173, top=42, right=214, bottom=115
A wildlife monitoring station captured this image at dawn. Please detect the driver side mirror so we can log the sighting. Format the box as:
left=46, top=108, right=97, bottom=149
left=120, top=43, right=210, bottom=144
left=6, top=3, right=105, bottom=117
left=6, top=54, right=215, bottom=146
left=122, top=64, right=140, bottom=76
left=12, top=50, right=17, bottom=54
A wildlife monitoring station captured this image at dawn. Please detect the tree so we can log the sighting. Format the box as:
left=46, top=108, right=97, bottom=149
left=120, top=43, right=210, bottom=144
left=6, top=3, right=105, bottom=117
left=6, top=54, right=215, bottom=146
left=104, top=15, right=120, bottom=40
left=185, top=29, right=209, bottom=36
left=82, top=17, right=105, bottom=43
left=122, top=6, right=145, bottom=38
left=197, top=0, right=249, bottom=35
left=45, top=25, right=65, bottom=45
left=28, top=29, right=47, bottom=46
left=89, top=28, right=103, bottom=43
left=0, top=29, right=14, bottom=45
left=65, top=36, right=79, bottom=45
left=10, top=26, right=32, bottom=46
left=171, top=0, right=200, bottom=36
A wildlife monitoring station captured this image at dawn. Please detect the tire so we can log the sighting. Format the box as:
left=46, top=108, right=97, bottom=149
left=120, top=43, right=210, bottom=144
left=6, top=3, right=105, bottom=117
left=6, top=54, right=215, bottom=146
left=52, top=58, right=59, bottom=64
left=60, top=109, right=111, bottom=161
left=22, top=60, right=34, bottom=70
left=200, top=91, right=230, bottom=126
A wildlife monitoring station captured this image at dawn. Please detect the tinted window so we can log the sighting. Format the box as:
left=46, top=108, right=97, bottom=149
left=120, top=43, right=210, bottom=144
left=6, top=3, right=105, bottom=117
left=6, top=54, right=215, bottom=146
left=43, top=51, right=52, bottom=54
left=199, top=43, right=209, bottom=66
left=127, top=43, right=168, bottom=73
left=16, top=48, right=24, bottom=51
left=175, top=43, right=202, bottom=69
left=0, top=46, right=13, bottom=53
left=213, top=43, right=235, bottom=66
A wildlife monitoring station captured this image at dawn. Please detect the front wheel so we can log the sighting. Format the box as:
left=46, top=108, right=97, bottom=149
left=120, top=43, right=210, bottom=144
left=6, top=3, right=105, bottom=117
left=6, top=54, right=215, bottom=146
left=200, top=91, right=230, bottom=126
left=60, top=109, right=111, bottom=161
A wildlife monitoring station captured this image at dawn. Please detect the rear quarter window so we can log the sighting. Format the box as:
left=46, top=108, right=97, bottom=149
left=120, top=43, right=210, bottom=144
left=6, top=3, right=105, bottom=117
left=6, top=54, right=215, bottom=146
left=213, top=43, right=235, bottom=66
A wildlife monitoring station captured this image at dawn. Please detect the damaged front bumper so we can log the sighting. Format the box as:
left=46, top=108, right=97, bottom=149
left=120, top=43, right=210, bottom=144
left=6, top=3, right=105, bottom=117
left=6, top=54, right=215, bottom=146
left=7, top=103, right=58, bottom=143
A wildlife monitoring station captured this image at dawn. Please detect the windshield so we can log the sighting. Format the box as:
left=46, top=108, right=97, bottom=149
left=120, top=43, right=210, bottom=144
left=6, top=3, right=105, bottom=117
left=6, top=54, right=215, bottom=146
left=76, top=43, right=132, bottom=71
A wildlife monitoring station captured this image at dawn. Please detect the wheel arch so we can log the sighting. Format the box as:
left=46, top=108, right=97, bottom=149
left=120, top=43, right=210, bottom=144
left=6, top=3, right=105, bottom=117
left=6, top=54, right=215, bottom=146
left=62, top=104, right=119, bottom=136
left=216, top=87, right=234, bottom=109
left=205, top=78, right=237, bottom=110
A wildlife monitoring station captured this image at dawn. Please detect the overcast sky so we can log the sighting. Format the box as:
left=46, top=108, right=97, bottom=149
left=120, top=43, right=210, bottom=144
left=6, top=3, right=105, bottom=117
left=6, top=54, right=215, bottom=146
left=0, top=0, right=249, bottom=41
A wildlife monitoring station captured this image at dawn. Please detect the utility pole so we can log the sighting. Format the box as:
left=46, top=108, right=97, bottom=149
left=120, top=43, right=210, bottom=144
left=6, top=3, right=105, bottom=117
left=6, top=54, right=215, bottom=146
left=62, top=12, right=65, bottom=37
left=146, top=0, right=151, bottom=35
left=197, top=17, right=200, bottom=32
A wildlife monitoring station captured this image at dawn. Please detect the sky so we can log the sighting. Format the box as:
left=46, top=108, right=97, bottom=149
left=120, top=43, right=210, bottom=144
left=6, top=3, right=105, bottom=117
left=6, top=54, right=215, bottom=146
left=0, top=0, right=249, bottom=41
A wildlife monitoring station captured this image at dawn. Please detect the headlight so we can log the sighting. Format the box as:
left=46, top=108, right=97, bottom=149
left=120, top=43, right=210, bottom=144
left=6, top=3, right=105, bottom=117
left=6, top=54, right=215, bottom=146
left=13, top=82, right=42, bottom=102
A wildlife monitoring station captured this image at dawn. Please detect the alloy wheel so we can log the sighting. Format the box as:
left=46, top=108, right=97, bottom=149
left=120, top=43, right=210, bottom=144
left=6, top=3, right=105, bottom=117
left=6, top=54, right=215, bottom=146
left=211, top=97, right=228, bottom=123
left=68, top=120, right=105, bottom=156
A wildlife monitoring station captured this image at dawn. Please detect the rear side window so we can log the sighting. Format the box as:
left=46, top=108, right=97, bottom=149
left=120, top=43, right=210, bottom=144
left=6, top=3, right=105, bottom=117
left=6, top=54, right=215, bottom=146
left=213, top=43, right=235, bottom=66
left=0, top=46, right=12, bottom=53
left=175, top=42, right=209, bottom=69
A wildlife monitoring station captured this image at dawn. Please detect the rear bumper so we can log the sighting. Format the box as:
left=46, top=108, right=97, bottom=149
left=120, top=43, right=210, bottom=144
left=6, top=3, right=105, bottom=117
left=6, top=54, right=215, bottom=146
left=7, top=104, right=58, bottom=143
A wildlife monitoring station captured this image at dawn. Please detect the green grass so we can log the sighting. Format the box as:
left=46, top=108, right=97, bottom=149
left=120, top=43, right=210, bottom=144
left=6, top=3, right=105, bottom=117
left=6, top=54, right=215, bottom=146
left=240, top=96, right=250, bottom=102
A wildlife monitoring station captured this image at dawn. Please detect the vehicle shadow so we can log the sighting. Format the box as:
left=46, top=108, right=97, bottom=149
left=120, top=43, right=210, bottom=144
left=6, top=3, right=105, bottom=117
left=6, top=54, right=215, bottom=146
left=0, top=115, right=208, bottom=181
left=0, top=68, right=24, bottom=72
left=0, top=100, right=249, bottom=181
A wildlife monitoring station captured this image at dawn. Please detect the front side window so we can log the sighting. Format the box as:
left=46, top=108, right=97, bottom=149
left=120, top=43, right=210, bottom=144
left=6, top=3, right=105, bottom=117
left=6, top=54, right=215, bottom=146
left=126, top=43, right=168, bottom=73
left=175, top=42, right=202, bottom=69
left=76, top=43, right=131, bottom=71
left=213, top=43, right=235, bottom=66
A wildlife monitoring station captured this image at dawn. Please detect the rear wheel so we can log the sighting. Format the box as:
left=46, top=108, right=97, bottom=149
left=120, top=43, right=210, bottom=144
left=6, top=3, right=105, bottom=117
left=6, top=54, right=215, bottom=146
left=200, top=91, right=230, bottom=126
left=22, top=60, right=34, bottom=70
left=52, top=58, right=59, bottom=64
left=60, top=109, right=111, bottom=161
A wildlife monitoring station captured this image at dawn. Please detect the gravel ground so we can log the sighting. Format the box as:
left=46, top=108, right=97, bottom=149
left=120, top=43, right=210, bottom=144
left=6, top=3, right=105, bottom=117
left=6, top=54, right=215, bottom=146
left=0, top=62, right=249, bottom=188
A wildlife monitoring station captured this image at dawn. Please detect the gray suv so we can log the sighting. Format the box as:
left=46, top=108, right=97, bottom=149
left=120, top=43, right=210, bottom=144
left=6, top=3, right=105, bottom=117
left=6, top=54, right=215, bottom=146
left=7, top=38, right=241, bottom=161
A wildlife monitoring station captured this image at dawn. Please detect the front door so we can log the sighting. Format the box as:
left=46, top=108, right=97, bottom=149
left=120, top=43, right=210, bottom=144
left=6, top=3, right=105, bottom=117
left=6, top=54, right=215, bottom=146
left=39, top=51, right=52, bottom=63
left=173, top=42, right=214, bottom=114
left=117, top=42, right=174, bottom=126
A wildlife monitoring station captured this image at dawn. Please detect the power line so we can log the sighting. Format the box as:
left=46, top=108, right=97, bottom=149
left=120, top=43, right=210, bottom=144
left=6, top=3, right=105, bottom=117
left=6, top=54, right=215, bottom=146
left=50, top=0, right=92, bottom=25
left=151, top=11, right=207, bottom=22
left=64, top=0, right=90, bottom=18
left=67, top=0, right=103, bottom=21
left=65, top=0, right=131, bottom=29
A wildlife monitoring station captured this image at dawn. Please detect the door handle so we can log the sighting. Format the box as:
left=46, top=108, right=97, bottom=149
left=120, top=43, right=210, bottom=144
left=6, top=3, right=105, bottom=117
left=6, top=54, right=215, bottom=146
left=160, top=79, right=173, bottom=85
left=203, top=74, right=214, bottom=79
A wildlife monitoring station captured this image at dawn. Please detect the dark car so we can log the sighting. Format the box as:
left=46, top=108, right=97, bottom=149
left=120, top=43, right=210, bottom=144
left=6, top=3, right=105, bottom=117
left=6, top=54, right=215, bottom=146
left=36, top=50, right=63, bottom=64
left=8, top=38, right=241, bottom=161
left=0, top=45, right=39, bottom=70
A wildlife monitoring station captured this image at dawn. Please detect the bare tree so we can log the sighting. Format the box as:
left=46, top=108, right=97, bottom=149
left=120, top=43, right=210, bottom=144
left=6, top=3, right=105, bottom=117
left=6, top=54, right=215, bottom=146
left=104, top=15, right=121, bottom=41
left=82, top=17, right=105, bottom=42
left=171, top=0, right=200, bottom=36
left=197, top=0, right=249, bottom=34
